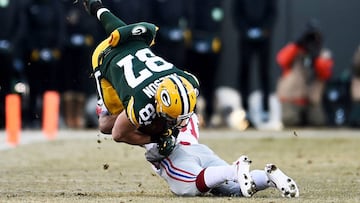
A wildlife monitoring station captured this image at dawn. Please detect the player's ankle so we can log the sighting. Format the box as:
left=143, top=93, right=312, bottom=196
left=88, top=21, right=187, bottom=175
left=90, top=1, right=104, bottom=16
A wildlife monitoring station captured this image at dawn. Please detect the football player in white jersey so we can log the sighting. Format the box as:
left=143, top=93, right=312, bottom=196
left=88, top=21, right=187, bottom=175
left=98, top=96, right=299, bottom=198
left=85, top=0, right=299, bottom=198
left=145, top=114, right=299, bottom=198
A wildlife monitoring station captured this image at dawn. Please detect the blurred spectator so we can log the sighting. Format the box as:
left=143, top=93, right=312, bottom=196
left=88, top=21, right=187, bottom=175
left=184, top=0, right=224, bottom=127
left=148, top=0, right=187, bottom=69
left=209, top=86, right=249, bottom=131
left=276, top=21, right=333, bottom=127
left=231, top=0, right=278, bottom=127
left=0, top=0, right=27, bottom=129
left=60, top=0, right=99, bottom=129
left=23, top=0, right=66, bottom=128
left=323, top=70, right=351, bottom=127
left=348, top=46, right=360, bottom=127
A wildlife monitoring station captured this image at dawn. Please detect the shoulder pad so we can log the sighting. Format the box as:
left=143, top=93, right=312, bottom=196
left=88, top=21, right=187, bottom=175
left=92, top=37, right=112, bottom=69
left=108, top=22, right=158, bottom=47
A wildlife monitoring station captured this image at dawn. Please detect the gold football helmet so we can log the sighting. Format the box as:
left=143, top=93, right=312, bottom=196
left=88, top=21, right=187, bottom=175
left=155, top=75, right=197, bottom=128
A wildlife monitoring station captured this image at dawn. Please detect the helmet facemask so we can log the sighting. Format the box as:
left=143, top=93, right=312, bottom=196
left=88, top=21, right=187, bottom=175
left=159, top=111, right=194, bottom=129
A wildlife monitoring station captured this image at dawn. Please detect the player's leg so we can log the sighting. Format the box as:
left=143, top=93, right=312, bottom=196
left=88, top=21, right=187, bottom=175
left=195, top=148, right=258, bottom=197
left=198, top=154, right=269, bottom=197
left=209, top=164, right=300, bottom=198
left=228, top=163, right=299, bottom=198
left=83, top=0, right=127, bottom=35
left=196, top=165, right=239, bottom=195
left=159, top=144, right=237, bottom=196
left=194, top=146, right=259, bottom=197
left=158, top=145, right=203, bottom=196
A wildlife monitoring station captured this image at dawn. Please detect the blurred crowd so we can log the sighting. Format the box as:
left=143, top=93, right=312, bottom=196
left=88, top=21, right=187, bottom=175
left=0, top=0, right=359, bottom=130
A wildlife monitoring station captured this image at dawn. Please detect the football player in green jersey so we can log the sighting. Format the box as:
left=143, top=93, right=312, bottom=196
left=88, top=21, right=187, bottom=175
left=82, top=0, right=200, bottom=156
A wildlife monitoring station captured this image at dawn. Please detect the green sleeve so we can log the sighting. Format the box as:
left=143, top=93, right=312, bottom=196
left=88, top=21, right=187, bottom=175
left=99, top=9, right=127, bottom=35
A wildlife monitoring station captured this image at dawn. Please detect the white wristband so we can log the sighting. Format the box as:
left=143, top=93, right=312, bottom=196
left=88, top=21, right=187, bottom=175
left=97, top=8, right=110, bottom=20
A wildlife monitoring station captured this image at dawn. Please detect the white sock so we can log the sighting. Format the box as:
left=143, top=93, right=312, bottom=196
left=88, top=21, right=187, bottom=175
left=250, top=169, right=270, bottom=191
left=203, top=165, right=237, bottom=188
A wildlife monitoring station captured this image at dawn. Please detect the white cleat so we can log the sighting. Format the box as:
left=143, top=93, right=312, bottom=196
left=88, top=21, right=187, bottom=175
left=234, top=155, right=256, bottom=197
left=265, top=164, right=299, bottom=198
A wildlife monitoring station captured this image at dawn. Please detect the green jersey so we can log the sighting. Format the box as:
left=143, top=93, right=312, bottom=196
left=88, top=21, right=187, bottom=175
left=93, top=22, right=199, bottom=128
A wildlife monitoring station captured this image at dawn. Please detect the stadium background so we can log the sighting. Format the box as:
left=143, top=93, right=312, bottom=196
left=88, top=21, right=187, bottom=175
left=218, top=0, right=360, bottom=91
left=1, top=1, right=360, bottom=201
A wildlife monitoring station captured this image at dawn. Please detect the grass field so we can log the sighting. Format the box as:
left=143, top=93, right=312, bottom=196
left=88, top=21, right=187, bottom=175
left=1, top=128, right=360, bottom=203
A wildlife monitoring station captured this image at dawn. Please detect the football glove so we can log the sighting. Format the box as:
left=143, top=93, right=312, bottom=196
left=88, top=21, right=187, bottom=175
left=157, top=135, right=176, bottom=157
left=145, top=144, right=165, bottom=163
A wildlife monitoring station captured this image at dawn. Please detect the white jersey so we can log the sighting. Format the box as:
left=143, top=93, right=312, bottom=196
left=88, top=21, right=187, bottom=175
left=176, top=113, right=200, bottom=145
left=143, top=113, right=200, bottom=152
left=151, top=114, right=240, bottom=196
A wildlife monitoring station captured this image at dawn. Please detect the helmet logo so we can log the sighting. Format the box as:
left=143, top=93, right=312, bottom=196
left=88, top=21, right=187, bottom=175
left=160, top=90, right=171, bottom=107
left=132, top=25, right=147, bottom=36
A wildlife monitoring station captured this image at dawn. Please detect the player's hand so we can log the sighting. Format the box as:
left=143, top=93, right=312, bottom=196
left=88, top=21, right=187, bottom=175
left=157, top=135, right=176, bottom=156
left=156, top=127, right=179, bottom=156
left=145, top=144, right=165, bottom=162
left=96, top=102, right=109, bottom=117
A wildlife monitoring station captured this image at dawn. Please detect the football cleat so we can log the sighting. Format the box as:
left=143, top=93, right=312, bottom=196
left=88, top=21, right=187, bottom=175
left=234, top=155, right=257, bottom=197
left=265, top=164, right=299, bottom=198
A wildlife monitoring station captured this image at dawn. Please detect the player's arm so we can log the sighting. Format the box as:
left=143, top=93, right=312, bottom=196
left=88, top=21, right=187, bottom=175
left=96, top=96, right=152, bottom=144
left=98, top=114, right=117, bottom=134
left=96, top=99, right=116, bottom=134
left=112, top=111, right=152, bottom=145
left=111, top=111, right=177, bottom=156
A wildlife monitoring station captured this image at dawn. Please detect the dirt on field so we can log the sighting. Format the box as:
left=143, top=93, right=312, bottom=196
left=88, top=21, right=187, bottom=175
left=0, top=129, right=360, bottom=203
